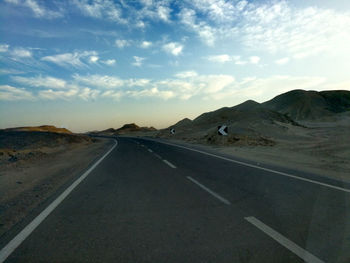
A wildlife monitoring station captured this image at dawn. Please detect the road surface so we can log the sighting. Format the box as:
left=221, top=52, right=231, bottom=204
left=1, top=137, right=349, bottom=262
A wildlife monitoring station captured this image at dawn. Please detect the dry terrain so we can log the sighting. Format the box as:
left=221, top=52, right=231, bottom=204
left=143, top=90, right=350, bottom=182
left=0, top=128, right=113, bottom=237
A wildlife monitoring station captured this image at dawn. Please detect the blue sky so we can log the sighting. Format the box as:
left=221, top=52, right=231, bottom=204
left=1, top=0, right=350, bottom=132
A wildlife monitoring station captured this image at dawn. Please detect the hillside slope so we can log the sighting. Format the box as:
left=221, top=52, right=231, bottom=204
left=263, top=90, right=350, bottom=120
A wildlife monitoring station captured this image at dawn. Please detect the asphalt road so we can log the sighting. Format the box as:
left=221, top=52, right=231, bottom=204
left=1, top=137, right=349, bottom=263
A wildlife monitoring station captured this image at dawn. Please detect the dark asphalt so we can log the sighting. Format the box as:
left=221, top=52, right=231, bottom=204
left=2, top=137, right=350, bottom=262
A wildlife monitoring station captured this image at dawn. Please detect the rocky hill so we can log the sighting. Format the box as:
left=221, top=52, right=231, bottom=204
left=262, top=89, right=350, bottom=120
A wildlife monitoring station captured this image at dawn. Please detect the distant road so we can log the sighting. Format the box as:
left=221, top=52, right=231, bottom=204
left=1, top=137, right=349, bottom=262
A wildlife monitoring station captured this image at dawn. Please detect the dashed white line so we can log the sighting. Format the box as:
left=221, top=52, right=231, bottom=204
left=148, top=149, right=153, bottom=153
left=245, top=216, right=324, bottom=263
left=144, top=139, right=350, bottom=194
left=0, top=140, right=118, bottom=263
left=154, top=154, right=162, bottom=159
left=187, top=176, right=231, bottom=205
left=163, top=159, right=176, bottom=169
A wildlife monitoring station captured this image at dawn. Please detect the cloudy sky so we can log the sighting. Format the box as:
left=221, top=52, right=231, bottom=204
left=1, top=0, right=350, bottom=132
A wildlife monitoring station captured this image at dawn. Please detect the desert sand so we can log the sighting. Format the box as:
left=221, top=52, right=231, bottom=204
left=0, top=130, right=113, bottom=237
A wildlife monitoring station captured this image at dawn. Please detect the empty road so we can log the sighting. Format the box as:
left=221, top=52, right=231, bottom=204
left=1, top=137, right=349, bottom=262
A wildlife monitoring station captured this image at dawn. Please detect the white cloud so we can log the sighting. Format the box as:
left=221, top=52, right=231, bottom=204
left=227, top=75, right=327, bottom=102
left=12, top=75, right=67, bottom=89
left=241, top=3, right=350, bottom=59
left=101, top=59, right=116, bottom=66
left=275, top=57, right=290, bottom=65
left=132, top=56, right=145, bottom=67
left=157, top=5, right=171, bottom=22
left=115, top=39, right=130, bottom=48
left=0, top=85, right=34, bottom=100
left=79, top=87, right=100, bottom=100
left=140, top=41, right=152, bottom=48
left=38, top=88, right=78, bottom=100
left=1, top=72, right=348, bottom=102
left=5, top=0, right=63, bottom=19
left=127, top=88, right=175, bottom=100
left=249, top=56, right=260, bottom=64
left=207, top=54, right=231, bottom=63
left=175, top=71, right=198, bottom=78
left=206, top=55, right=259, bottom=65
left=41, top=51, right=98, bottom=68
left=89, top=55, right=99, bottom=63
left=162, top=42, right=183, bottom=56
left=11, top=48, right=32, bottom=58
left=73, top=74, right=124, bottom=89
left=0, top=44, right=9, bottom=52
left=179, top=1, right=350, bottom=59
left=179, top=8, right=216, bottom=46
left=73, top=0, right=125, bottom=23
left=0, top=69, right=24, bottom=75
left=232, top=56, right=247, bottom=65
left=101, top=90, right=122, bottom=100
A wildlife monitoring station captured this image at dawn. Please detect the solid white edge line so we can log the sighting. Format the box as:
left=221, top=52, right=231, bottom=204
left=163, top=159, right=176, bottom=169
left=187, top=176, right=231, bottom=205
left=144, top=139, right=350, bottom=194
left=0, top=139, right=118, bottom=263
left=245, top=216, right=324, bottom=263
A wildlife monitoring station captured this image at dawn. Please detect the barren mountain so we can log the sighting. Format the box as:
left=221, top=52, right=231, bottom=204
left=91, top=123, right=157, bottom=136
left=159, top=99, right=302, bottom=146
left=263, top=89, right=350, bottom=121
left=3, top=125, right=72, bottom=134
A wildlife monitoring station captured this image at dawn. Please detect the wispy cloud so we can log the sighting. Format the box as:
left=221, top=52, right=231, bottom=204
left=140, top=41, right=152, bottom=49
left=162, top=42, right=183, bottom=56
left=0, top=44, right=9, bottom=52
left=41, top=51, right=98, bottom=68
left=38, top=88, right=78, bottom=100
left=12, top=75, right=67, bottom=89
left=11, top=48, right=32, bottom=58
left=275, top=57, right=290, bottom=65
left=179, top=0, right=350, bottom=60
left=207, top=54, right=231, bottom=63
left=4, top=0, right=63, bottom=19
left=0, top=72, right=346, bottom=102
left=249, top=56, right=260, bottom=64
left=73, top=74, right=124, bottom=89
left=73, top=0, right=125, bottom=23
left=115, top=39, right=131, bottom=48
left=206, top=54, right=260, bottom=65
left=179, top=8, right=216, bottom=46
left=101, top=59, right=116, bottom=66
left=175, top=71, right=198, bottom=78
left=0, top=85, right=34, bottom=100
left=89, top=55, right=99, bottom=63
left=0, top=69, right=24, bottom=75
left=132, top=56, right=146, bottom=67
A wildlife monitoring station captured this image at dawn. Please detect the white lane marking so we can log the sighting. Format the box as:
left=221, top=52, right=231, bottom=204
left=163, top=159, right=176, bottom=169
left=146, top=139, right=350, bottom=194
left=148, top=149, right=153, bottom=153
left=0, top=140, right=118, bottom=263
left=245, top=216, right=324, bottom=263
left=187, top=176, right=231, bottom=205
left=154, top=154, right=162, bottom=159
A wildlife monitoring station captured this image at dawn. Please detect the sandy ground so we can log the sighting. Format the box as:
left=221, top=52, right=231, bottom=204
left=138, top=118, right=350, bottom=183
left=167, top=121, right=349, bottom=182
left=0, top=138, right=113, bottom=237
